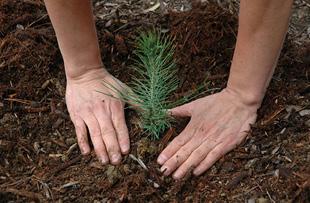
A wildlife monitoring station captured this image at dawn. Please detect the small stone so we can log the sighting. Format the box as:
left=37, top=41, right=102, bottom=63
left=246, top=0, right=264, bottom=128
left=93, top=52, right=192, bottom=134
left=33, top=142, right=41, bottom=154
left=153, top=182, right=160, bottom=188
left=53, top=118, right=64, bottom=129
left=271, top=146, right=280, bottom=155
left=65, top=137, right=76, bottom=146
left=122, top=164, right=131, bottom=175
left=247, top=198, right=255, bottom=203
left=221, top=162, right=235, bottom=173
left=105, top=19, right=113, bottom=27
left=245, top=158, right=258, bottom=169
left=16, top=24, right=24, bottom=30
left=285, top=105, right=302, bottom=112
left=136, top=137, right=157, bottom=158
left=105, top=165, right=121, bottom=184
left=256, top=197, right=269, bottom=203
left=250, top=144, right=258, bottom=152
left=299, top=109, right=310, bottom=116
left=305, top=119, right=310, bottom=127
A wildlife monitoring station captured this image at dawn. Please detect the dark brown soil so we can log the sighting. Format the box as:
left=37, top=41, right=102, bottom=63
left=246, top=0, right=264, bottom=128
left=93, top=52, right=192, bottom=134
left=0, top=1, right=309, bottom=202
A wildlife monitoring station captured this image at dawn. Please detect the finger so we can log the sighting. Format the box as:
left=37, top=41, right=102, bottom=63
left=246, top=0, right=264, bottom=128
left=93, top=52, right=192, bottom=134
left=161, top=137, right=201, bottom=176
left=72, top=117, right=90, bottom=155
left=160, top=125, right=215, bottom=176
left=157, top=122, right=195, bottom=165
left=110, top=100, right=130, bottom=154
left=83, top=112, right=109, bottom=164
left=193, top=140, right=236, bottom=176
left=172, top=137, right=218, bottom=179
left=168, top=102, right=193, bottom=117
left=93, top=101, right=122, bottom=165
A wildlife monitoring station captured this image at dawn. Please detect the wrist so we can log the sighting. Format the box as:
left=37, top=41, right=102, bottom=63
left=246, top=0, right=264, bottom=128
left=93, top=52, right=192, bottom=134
left=63, top=44, right=104, bottom=79
left=64, top=58, right=106, bottom=81
left=223, top=86, right=263, bottom=109
left=65, top=63, right=109, bottom=83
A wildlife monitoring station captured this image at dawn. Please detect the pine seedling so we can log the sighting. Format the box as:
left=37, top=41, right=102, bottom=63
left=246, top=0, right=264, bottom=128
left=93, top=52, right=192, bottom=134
left=101, top=31, right=205, bottom=139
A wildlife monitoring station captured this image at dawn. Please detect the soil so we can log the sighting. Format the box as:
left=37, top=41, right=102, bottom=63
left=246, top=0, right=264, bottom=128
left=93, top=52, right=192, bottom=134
left=0, top=0, right=309, bottom=202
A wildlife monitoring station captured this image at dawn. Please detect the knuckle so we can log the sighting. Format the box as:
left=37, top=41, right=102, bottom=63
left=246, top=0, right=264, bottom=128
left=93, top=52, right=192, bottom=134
left=101, top=128, right=115, bottom=137
left=209, top=149, right=222, bottom=158
left=174, top=137, right=186, bottom=147
left=77, top=135, right=86, bottom=145
left=193, top=148, right=205, bottom=158
left=113, top=120, right=123, bottom=129
left=75, top=125, right=85, bottom=135
left=82, top=104, right=93, bottom=112
left=91, top=129, right=102, bottom=138
left=93, top=145, right=103, bottom=154
left=93, top=100, right=104, bottom=109
left=112, top=100, right=123, bottom=108
left=180, top=147, right=191, bottom=156
left=106, top=144, right=119, bottom=154
left=117, top=128, right=128, bottom=137
left=165, top=160, right=176, bottom=169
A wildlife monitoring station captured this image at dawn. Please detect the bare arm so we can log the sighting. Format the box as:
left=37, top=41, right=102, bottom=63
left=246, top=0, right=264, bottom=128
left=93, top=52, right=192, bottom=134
left=44, top=0, right=102, bottom=78
left=158, top=0, right=293, bottom=179
left=44, top=0, right=130, bottom=164
left=227, top=0, right=293, bottom=106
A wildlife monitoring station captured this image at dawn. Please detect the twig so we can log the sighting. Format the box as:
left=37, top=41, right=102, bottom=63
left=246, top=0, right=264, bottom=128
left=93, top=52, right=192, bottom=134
left=255, top=181, right=275, bottom=203
left=59, top=181, right=80, bottom=189
left=227, top=171, right=249, bottom=189
left=46, top=156, right=81, bottom=181
left=0, top=177, right=31, bottom=188
left=27, top=14, right=48, bottom=28
left=266, top=189, right=276, bottom=203
left=32, top=176, right=54, bottom=202
left=232, top=186, right=258, bottom=199
left=129, top=154, right=148, bottom=170
left=4, top=98, right=32, bottom=105
left=260, top=107, right=285, bottom=126
left=1, top=188, right=43, bottom=201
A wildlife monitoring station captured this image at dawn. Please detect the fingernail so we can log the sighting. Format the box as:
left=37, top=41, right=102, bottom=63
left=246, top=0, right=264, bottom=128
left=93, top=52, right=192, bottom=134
left=80, top=148, right=85, bottom=154
left=173, top=171, right=181, bottom=180
left=160, top=166, right=169, bottom=175
left=157, top=155, right=167, bottom=165
left=101, top=158, right=109, bottom=165
left=193, top=169, right=200, bottom=176
left=80, top=148, right=87, bottom=155
left=111, top=154, right=121, bottom=164
left=121, top=145, right=130, bottom=154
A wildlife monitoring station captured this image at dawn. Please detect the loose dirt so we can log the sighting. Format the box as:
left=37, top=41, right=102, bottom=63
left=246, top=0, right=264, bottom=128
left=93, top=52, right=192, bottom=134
left=0, top=1, right=309, bottom=202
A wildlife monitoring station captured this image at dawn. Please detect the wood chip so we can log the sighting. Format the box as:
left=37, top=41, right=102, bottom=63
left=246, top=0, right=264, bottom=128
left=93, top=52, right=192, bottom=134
left=144, top=2, right=160, bottom=13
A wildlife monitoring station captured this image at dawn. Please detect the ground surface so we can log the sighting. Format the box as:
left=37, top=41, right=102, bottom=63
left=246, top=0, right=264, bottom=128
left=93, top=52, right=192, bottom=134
left=0, top=0, right=309, bottom=202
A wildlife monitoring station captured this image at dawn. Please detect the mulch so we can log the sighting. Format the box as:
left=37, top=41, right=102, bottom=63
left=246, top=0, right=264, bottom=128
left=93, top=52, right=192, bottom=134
left=0, top=0, right=309, bottom=202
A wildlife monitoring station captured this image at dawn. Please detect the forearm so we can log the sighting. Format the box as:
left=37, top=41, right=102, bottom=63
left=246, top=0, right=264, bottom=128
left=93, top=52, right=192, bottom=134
left=227, top=0, right=293, bottom=107
left=44, top=0, right=103, bottom=79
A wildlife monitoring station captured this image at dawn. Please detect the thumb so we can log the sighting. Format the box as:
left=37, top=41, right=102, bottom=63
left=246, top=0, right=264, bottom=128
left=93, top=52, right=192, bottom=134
left=168, top=102, right=193, bottom=117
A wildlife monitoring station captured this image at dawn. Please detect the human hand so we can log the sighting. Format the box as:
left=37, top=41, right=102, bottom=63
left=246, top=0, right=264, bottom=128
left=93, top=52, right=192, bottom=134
left=157, top=88, right=259, bottom=179
left=65, top=68, right=130, bottom=165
